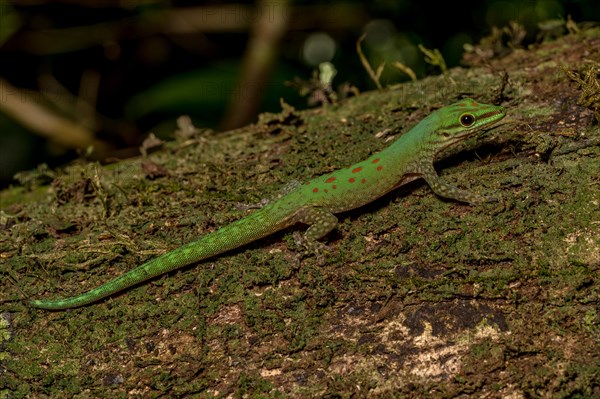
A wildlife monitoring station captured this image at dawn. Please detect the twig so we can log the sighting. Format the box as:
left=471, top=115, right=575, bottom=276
left=220, top=0, right=290, bottom=130
left=356, top=34, right=384, bottom=90
left=0, top=78, right=109, bottom=157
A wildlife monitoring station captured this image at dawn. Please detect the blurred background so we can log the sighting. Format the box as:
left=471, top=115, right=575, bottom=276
left=0, top=0, right=598, bottom=188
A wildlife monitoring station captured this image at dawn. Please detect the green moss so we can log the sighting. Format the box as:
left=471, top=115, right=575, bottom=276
left=2, top=27, right=600, bottom=398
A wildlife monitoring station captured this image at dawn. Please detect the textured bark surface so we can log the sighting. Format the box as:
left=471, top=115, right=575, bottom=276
left=1, top=29, right=599, bottom=398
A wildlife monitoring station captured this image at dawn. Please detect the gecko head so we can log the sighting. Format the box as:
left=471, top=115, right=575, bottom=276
left=430, top=98, right=506, bottom=148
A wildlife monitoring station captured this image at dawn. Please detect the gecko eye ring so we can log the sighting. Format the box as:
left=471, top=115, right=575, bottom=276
left=460, top=114, right=475, bottom=126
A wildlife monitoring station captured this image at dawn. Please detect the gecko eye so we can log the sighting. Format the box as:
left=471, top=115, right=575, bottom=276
left=460, top=114, right=475, bottom=127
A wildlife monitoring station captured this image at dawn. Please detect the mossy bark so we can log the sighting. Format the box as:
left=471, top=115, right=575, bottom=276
left=1, top=29, right=599, bottom=398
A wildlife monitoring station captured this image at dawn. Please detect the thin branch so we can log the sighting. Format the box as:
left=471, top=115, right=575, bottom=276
left=356, top=34, right=383, bottom=90
left=0, top=78, right=109, bottom=157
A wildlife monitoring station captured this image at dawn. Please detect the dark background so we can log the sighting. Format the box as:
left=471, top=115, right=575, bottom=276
left=0, top=0, right=598, bottom=188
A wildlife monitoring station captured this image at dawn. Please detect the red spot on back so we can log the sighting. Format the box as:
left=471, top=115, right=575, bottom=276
left=372, top=158, right=380, bottom=164
left=352, top=167, right=362, bottom=173
left=471, top=101, right=478, bottom=107
left=348, top=178, right=355, bottom=183
left=325, top=177, right=336, bottom=183
left=324, top=189, right=328, bottom=193
left=361, top=178, right=366, bottom=183
left=376, top=165, right=383, bottom=171
left=305, top=181, right=310, bottom=185
left=332, top=185, right=337, bottom=189
left=312, top=188, right=319, bottom=193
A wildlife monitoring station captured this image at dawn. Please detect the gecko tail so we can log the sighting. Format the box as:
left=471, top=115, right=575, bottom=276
left=31, top=204, right=296, bottom=310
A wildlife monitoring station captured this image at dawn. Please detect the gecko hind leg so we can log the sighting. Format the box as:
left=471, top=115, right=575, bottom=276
left=293, top=206, right=338, bottom=264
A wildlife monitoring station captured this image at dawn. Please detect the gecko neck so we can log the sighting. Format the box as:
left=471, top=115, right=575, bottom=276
left=378, top=113, right=438, bottom=167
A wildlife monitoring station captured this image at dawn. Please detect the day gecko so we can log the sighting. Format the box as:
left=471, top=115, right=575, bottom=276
left=31, top=98, right=506, bottom=310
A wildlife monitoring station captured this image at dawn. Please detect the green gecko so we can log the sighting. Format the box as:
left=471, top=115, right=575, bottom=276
left=31, top=98, right=506, bottom=310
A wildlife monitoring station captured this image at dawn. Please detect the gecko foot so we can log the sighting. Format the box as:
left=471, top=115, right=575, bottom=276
left=293, top=232, right=331, bottom=265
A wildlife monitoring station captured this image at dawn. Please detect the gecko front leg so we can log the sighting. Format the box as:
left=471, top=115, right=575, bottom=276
left=419, top=163, right=498, bottom=204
